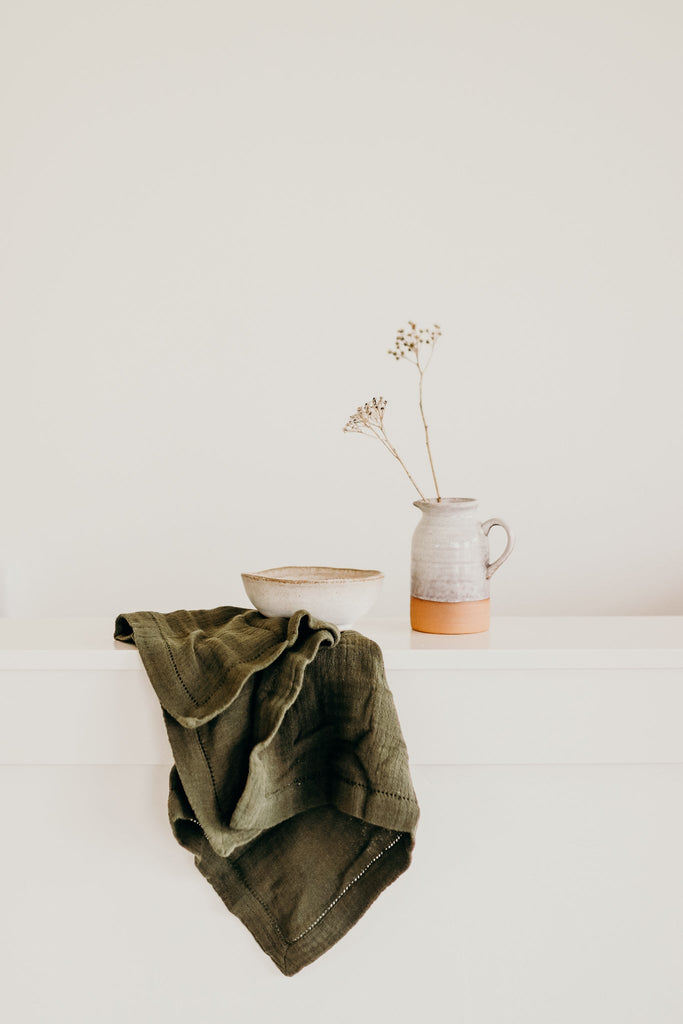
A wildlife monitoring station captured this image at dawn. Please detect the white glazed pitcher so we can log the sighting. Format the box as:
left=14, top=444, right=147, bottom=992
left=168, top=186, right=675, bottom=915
left=410, top=497, right=514, bottom=634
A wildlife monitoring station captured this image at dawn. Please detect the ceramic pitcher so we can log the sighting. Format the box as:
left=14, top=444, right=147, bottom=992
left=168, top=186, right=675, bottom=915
left=410, top=498, right=514, bottom=634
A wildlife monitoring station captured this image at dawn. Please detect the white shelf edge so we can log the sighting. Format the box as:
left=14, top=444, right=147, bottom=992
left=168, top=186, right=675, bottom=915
left=1, top=616, right=682, bottom=673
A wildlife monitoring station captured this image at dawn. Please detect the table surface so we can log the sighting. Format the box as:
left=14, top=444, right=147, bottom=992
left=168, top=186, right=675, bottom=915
left=1, top=615, right=682, bottom=670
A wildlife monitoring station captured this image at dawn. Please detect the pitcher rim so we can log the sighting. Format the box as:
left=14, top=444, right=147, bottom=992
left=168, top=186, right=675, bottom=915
left=413, top=497, right=478, bottom=510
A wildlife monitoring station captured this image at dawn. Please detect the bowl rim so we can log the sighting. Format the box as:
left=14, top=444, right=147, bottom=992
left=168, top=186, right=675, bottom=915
left=241, top=566, right=384, bottom=585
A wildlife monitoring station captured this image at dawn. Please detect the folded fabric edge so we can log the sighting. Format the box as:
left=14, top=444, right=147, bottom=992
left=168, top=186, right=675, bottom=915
left=195, top=828, right=415, bottom=976
left=114, top=607, right=342, bottom=728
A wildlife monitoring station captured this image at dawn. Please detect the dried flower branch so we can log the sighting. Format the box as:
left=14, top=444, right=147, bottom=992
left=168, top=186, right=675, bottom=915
left=388, top=322, right=442, bottom=501
left=344, top=322, right=444, bottom=501
left=344, top=396, right=427, bottom=500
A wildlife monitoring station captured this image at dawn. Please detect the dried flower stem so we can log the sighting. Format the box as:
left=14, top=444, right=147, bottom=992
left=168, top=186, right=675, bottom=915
left=344, top=397, right=427, bottom=500
left=416, top=343, right=441, bottom=501
left=389, top=322, right=443, bottom=501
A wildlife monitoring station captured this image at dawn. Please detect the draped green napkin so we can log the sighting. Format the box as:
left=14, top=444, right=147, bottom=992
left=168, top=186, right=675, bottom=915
left=114, top=606, right=419, bottom=976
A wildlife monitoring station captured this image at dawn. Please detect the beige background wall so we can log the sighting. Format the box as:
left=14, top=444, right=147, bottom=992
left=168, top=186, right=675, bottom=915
left=1, top=0, right=682, bottom=619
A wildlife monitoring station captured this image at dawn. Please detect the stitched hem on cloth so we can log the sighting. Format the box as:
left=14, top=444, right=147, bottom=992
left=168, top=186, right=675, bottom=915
left=196, top=827, right=414, bottom=976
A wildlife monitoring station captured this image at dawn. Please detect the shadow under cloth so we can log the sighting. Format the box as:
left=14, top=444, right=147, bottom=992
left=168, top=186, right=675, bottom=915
left=114, top=607, right=419, bottom=976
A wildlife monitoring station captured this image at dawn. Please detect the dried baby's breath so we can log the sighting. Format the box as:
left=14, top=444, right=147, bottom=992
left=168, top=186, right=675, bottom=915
left=343, top=396, right=388, bottom=434
left=344, top=395, right=426, bottom=501
left=387, top=322, right=442, bottom=364
left=344, top=322, right=443, bottom=501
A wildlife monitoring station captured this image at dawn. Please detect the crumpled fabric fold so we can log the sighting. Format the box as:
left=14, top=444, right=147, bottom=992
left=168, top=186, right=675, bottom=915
left=115, top=605, right=419, bottom=975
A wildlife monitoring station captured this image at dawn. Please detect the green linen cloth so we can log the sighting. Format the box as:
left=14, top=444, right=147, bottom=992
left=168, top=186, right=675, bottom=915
left=114, top=606, right=419, bottom=976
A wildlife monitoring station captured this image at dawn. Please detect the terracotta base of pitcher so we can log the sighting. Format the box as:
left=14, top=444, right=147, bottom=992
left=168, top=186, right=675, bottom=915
left=410, top=596, right=490, bottom=635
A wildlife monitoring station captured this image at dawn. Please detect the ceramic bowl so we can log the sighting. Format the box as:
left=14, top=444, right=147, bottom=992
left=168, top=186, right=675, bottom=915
left=241, top=566, right=384, bottom=628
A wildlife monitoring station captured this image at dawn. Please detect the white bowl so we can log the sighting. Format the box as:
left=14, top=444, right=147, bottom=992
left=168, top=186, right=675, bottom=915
left=241, top=566, right=384, bottom=628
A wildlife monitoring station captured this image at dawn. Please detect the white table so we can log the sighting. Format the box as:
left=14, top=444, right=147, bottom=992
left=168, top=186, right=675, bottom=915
left=1, top=617, right=682, bottom=1023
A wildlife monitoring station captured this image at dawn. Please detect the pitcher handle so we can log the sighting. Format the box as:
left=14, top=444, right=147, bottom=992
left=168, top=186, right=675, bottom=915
left=482, top=518, right=515, bottom=579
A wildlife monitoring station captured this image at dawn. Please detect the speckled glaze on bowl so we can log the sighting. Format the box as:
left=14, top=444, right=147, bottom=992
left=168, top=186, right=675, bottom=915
left=241, top=566, right=384, bottom=628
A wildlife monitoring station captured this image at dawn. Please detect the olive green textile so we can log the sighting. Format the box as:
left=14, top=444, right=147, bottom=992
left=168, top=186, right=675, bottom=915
left=114, top=606, right=419, bottom=975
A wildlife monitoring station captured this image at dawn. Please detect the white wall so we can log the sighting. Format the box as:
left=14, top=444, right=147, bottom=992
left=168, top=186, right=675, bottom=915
left=1, top=0, right=682, bottom=620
